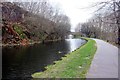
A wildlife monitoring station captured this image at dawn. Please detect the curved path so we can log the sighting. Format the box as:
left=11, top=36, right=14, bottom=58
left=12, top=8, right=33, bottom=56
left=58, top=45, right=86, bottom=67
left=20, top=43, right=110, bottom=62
left=86, top=39, right=118, bottom=78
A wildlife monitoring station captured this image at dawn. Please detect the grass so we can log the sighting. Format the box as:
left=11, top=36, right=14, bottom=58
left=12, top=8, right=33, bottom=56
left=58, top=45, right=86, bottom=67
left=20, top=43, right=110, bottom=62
left=32, top=38, right=97, bottom=78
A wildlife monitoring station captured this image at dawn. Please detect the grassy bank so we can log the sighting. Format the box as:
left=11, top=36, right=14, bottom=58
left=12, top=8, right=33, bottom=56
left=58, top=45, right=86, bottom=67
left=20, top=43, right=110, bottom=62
left=32, top=38, right=97, bottom=78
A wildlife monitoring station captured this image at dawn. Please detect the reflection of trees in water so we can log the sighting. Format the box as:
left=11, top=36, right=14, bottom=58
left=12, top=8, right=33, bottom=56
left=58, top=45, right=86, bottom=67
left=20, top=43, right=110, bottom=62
left=65, top=39, right=86, bottom=52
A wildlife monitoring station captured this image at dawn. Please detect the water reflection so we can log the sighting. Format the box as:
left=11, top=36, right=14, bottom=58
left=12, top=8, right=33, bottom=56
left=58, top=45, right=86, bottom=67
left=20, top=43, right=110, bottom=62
left=2, top=39, right=86, bottom=79
left=65, top=39, right=86, bottom=52
left=68, top=35, right=73, bottom=39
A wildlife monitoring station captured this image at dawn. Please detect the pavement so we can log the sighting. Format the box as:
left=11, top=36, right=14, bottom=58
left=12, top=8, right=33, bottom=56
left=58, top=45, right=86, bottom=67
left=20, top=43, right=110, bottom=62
left=86, top=39, right=119, bottom=78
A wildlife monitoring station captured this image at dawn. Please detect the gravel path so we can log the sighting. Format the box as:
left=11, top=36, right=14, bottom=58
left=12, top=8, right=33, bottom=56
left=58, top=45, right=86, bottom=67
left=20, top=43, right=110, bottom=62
left=86, top=39, right=118, bottom=78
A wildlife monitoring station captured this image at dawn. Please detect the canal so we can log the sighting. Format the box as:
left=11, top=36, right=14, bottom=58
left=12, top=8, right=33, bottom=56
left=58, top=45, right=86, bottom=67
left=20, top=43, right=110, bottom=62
left=2, top=38, right=86, bottom=79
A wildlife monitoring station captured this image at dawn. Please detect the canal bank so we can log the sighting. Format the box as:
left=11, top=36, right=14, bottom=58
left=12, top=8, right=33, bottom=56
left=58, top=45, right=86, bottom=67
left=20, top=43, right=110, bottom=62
left=32, top=38, right=97, bottom=78
left=1, top=39, right=62, bottom=47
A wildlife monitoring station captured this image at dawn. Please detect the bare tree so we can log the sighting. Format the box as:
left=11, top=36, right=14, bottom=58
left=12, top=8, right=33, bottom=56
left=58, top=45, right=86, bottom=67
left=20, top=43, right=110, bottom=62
left=76, top=0, right=119, bottom=45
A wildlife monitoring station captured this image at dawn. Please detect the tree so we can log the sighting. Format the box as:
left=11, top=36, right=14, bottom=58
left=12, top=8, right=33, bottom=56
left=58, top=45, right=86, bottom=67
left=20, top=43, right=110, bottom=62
left=16, top=1, right=70, bottom=39
left=76, top=0, right=119, bottom=45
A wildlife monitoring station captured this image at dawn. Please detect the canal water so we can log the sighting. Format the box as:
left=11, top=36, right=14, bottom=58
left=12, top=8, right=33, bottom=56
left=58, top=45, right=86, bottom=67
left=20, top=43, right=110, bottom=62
left=2, top=39, right=86, bottom=79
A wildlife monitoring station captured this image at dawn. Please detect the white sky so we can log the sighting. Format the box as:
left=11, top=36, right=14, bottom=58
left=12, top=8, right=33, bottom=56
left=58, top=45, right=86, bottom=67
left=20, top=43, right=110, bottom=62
left=49, top=0, right=107, bottom=31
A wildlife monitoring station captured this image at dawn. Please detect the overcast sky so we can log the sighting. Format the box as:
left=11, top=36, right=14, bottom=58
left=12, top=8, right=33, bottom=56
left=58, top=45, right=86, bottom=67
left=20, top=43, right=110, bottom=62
left=49, top=0, right=106, bottom=31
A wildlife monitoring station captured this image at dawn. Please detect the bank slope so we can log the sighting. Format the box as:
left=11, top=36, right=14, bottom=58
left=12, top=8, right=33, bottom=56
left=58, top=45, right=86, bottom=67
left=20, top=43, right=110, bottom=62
left=32, top=38, right=97, bottom=78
